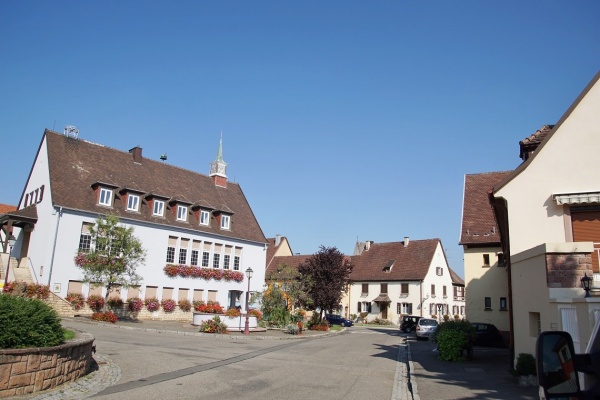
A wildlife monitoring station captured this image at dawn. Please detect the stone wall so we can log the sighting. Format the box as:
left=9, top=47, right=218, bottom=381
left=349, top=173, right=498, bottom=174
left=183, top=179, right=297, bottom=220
left=0, top=331, right=94, bottom=398
left=546, top=252, right=593, bottom=288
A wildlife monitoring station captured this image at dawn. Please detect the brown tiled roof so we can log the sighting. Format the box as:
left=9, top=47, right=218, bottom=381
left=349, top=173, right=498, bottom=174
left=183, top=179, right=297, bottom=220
left=519, top=125, right=554, bottom=161
left=460, top=171, right=511, bottom=246
left=0, top=204, right=17, bottom=215
left=448, top=267, right=464, bottom=286
left=44, top=129, right=266, bottom=244
left=266, top=254, right=310, bottom=279
left=349, top=239, right=440, bottom=281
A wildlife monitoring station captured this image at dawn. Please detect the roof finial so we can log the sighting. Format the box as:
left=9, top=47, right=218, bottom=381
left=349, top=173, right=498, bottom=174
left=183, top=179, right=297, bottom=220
left=209, top=132, right=228, bottom=186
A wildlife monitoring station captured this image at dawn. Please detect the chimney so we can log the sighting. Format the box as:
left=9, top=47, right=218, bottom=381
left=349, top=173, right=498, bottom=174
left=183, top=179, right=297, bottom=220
left=129, top=146, right=143, bottom=163
left=275, top=234, right=281, bottom=246
left=404, top=236, right=410, bottom=247
left=365, top=241, right=372, bottom=251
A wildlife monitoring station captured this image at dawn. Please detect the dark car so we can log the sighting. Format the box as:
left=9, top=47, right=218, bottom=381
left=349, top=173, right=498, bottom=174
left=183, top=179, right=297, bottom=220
left=399, top=315, right=422, bottom=333
left=325, top=314, right=353, bottom=327
left=471, top=322, right=504, bottom=347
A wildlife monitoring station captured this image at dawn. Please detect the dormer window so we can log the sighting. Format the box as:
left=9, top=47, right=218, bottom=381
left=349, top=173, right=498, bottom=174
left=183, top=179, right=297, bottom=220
left=99, top=188, right=113, bottom=207
left=126, top=194, right=140, bottom=212
left=153, top=200, right=165, bottom=217
left=200, top=210, right=210, bottom=226
left=177, top=205, right=188, bottom=221
left=220, top=214, right=231, bottom=230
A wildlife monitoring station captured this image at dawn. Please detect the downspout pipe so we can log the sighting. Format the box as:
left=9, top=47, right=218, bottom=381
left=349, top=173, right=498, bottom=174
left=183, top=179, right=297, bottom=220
left=47, top=207, right=63, bottom=286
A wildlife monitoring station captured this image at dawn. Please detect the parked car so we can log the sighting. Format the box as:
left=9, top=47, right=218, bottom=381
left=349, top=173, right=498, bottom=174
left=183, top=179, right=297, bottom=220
left=325, top=314, right=353, bottom=327
left=471, top=323, right=504, bottom=347
left=415, top=318, right=438, bottom=340
left=399, top=315, right=422, bottom=333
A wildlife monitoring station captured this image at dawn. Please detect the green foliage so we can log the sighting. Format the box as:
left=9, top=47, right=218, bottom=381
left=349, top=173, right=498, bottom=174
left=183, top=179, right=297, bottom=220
left=0, top=294, right=64, bottom=349
left=433, top=320, right=476, bottom=362
left=74, top=214, right=146, bottom=311
left=297, top=246, right=353, bottom=321
left=514, top=353, right=537, bottom=376
left=259, top=284, right=290, bottom=327
left=285, top=324, right=300, bottom=335
left=267, top=264, right=309, bottom=309
left=199, top=316, right=229, bottom=334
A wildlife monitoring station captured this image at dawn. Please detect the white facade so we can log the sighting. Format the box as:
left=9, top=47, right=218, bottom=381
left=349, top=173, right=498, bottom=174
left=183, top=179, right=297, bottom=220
left=492, top=71, right=600, bottom=360
left=346, top=241, right=465, bottom=323
left=9, top=131, right=267, bottom=310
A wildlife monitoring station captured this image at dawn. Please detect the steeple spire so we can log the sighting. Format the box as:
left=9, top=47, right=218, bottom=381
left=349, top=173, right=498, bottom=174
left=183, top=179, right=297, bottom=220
left=209, top=132, right=228, bottom=187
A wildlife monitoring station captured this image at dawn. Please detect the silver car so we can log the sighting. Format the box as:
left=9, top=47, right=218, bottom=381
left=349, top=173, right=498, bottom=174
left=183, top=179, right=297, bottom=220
left=415, top=318, right=438, bottom=340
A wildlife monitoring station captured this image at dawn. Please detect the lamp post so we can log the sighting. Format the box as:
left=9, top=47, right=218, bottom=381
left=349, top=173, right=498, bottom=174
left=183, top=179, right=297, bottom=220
left=3, top=234, right=16, bottom=287
left=582, top=273, right=592, bottom=298
left=244, top=267, right=254, bottom=335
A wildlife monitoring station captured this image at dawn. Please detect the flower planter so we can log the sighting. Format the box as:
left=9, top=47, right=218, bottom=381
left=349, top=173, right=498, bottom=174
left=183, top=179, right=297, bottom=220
left=193, top=313, right=258, bottom=330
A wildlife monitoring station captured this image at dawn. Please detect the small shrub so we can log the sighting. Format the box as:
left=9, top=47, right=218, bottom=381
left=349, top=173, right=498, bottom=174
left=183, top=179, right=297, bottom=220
left=285, top=324, right=300, bottom=335
left=0, top=295, right=64, bottom=348
left=65, top=292, right=86, bottom=310
left=514, top=353, right=537, bottom=376
left=107, top=296, right=124, bottom=309
left=178, top=299, right=192, bottom=312
left=145, top=297, right=160, bottom=312
left=128, top=297, right=143, bottom=312
left=309, top=323, right=329, bottom=331
left=87, top=294, right=105, bottom=312
left=91, top=311, right=118, bottom=323
left=225, top=308, right=241, bottom=317
left=161, top=299, right=177, bottom=313
left=367, top=318, right=393, bottom=325
left=433, top=320, right=476, bottom=362
left=199, top=315, right=229, bottom=334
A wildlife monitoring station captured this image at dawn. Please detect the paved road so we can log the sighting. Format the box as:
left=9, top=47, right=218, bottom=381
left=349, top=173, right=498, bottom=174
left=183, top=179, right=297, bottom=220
left=59, top=321, right=405, bottom=400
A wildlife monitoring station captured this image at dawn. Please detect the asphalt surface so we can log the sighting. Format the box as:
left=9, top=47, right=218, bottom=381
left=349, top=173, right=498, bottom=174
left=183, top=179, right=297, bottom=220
left=12, top=319, right=540, bottom=400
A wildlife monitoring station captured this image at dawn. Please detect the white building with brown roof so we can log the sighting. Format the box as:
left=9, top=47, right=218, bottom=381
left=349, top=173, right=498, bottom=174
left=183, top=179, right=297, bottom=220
left=348, top=238, right=464, bottom=324
left=1, top=129, right=267, bottom=310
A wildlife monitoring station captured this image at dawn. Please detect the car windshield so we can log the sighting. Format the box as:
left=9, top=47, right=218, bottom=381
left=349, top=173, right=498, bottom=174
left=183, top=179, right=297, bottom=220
left=420, top=319, right=437, bottom=326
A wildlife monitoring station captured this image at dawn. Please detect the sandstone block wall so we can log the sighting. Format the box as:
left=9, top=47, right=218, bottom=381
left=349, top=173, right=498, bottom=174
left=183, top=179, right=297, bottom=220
left=0, top=332, right=94, bottom=398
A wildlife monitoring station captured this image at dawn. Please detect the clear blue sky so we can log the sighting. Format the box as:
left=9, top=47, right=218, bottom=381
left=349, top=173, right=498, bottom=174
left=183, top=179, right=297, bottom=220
left=1, top=1, right=599, bottom=278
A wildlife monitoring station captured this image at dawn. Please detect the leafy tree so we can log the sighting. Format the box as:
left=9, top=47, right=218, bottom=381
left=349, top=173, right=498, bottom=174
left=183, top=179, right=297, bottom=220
left=74, top=214, right=146, bottom=311
left=297, top=246, right=352, bottom=321
left=267, top=264, right=309, bottom=309
left=259, top=283, right=290, bottom=327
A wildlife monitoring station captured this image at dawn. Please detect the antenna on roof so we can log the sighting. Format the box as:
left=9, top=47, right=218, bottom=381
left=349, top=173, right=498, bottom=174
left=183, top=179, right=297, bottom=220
left=64, top=125, right=79, bottom=138
left=160, top=154, right=167, bottom=162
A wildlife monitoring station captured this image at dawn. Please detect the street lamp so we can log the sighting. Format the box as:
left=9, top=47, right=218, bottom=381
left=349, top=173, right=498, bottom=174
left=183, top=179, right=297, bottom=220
left=3, top=234, right=16, bottom=287
left=243, top=267, right=254, bottom=335
left=581, top=273, right=592, bottom=298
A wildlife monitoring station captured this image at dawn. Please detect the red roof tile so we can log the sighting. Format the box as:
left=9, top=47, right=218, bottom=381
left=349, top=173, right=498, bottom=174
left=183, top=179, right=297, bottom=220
left=0, top=204, right=17, bottom=215
left=460, top=171, right=511, bottom=245
left=350, top=239, right=440, bottom=281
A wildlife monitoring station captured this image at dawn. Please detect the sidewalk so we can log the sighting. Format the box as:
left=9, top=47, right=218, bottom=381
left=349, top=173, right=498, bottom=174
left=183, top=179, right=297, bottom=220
left=406, top=337, right=539, bottom=400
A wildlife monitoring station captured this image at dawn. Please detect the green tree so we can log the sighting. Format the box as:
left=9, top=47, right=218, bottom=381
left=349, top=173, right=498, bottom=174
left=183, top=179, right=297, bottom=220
left=267, top=264, right=309, bottom=309
left=259, top=283, right=290, bottom=327
left=74, top=214, right=146, bottom=311
left=297, top=246, right=352, bottom=321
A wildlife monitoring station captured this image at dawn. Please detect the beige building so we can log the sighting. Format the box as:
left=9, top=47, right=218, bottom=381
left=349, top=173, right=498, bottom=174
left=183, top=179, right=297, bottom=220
left=490, top=71, right=600, bottom=363
left=460, top=171, right=511, bottom=338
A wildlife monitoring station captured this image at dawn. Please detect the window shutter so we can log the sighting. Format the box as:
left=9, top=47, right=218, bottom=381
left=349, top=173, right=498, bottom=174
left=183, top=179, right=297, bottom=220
left=572, top=209, right=600, bottom=271
left=357, top=302, right=361, bottom=312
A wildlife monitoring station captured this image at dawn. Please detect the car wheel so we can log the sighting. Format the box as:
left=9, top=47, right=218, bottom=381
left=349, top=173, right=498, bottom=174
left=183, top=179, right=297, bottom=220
left=403, top=327, right=410, bottom=333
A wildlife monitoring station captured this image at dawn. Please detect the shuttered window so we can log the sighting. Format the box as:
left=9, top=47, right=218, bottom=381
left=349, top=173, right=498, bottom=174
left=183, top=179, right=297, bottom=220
left=571, top=208, right=600, bottom=272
